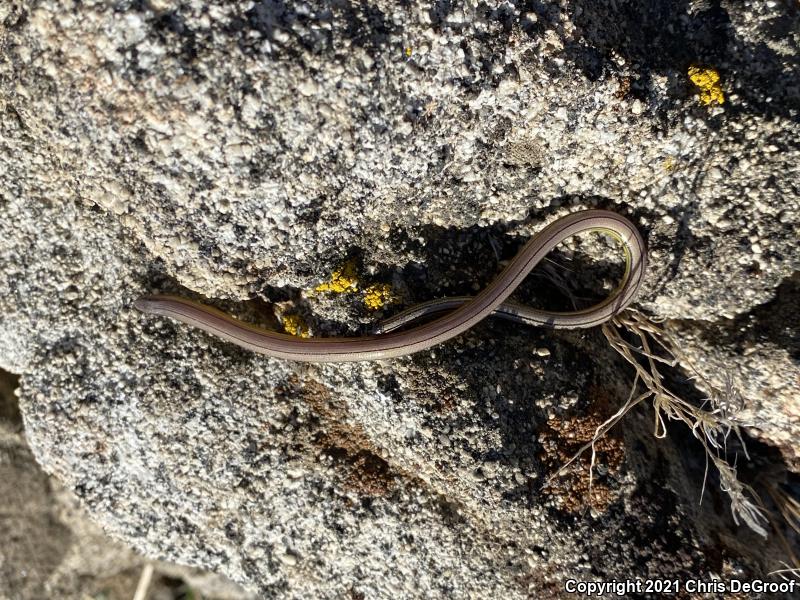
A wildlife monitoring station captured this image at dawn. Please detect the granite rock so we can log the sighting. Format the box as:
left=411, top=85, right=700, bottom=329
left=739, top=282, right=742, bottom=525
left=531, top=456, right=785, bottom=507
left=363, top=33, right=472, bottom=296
left=0, top=370, right=255, bottom=600
left=1, top=0, right=798, bottom=597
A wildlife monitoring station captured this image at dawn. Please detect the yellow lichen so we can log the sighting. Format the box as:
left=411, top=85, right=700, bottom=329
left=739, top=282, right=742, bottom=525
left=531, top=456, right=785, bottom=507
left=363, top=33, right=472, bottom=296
left=314, top=261, right=359, bottom=294
left=282, top=314, right=310, bottom=338
left=688, top=66, right=724, bottom=105
left=363, top=284, right=395, bottom=310
left=663, top=157, right=675, bottom=171
left=312, top=261, right=394, bottom=310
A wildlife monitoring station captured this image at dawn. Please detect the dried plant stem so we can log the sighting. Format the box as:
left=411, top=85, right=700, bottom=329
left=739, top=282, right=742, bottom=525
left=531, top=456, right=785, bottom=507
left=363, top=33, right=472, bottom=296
left=549, top=308, right=774, bottom=538
left=133, top=563, right=154, bottom=600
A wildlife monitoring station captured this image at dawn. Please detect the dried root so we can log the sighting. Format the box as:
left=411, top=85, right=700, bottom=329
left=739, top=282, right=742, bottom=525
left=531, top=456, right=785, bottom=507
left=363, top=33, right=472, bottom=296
left=548, top=308, right=780, bottom=539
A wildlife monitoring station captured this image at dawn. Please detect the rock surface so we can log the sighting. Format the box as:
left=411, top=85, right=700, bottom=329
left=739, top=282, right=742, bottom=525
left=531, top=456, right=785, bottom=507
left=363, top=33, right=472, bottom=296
left=1, top=0, right=798, bottom=598
left=0, top=370, right=255, bottom=600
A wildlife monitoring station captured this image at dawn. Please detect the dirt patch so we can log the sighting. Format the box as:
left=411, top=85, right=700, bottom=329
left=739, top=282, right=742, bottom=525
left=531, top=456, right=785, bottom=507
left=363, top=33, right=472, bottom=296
left=0, top=368, right=22, bottom=430
left=277, top=376, right=397, bottom=497
left=537, top=386, right=627, bottom=514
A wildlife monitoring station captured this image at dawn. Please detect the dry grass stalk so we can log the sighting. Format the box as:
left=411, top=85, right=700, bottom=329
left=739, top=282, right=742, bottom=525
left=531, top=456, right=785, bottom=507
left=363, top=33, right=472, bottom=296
left=548, top=308, right=772, bottom=538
